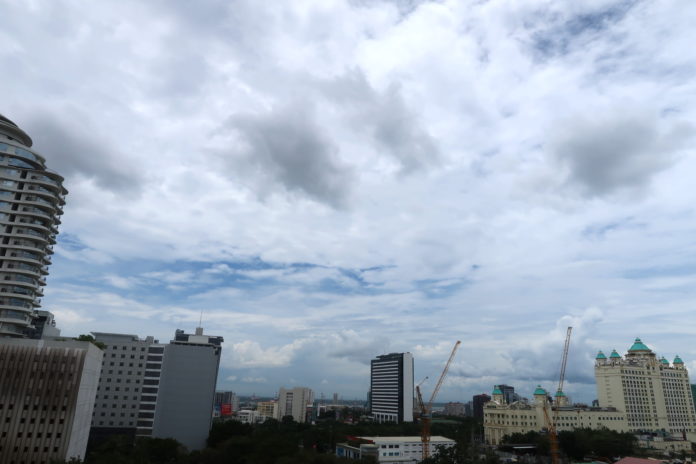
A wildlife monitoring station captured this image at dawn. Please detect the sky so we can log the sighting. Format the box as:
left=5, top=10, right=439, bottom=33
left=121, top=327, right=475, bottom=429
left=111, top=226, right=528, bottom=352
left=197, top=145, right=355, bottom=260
left=1, top=0, right=695, bottom=403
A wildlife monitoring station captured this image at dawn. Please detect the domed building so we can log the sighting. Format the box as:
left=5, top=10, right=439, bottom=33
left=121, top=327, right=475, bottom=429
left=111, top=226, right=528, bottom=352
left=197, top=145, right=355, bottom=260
left=595, top=337, right=696, bottom=435
left=484, top=338, right=696, bottom=445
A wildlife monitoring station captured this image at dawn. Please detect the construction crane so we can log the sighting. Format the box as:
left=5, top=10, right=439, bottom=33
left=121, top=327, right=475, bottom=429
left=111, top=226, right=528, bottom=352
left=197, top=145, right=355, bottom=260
left=543, top=327, right=572, bottom=464
left=416, top=340, right=461, bottom=461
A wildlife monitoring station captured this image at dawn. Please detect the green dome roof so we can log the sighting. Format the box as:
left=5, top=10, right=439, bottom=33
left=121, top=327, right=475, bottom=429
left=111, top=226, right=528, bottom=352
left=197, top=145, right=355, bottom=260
left=596, top=350, right=606, bottom=359
left=492, top=386, right=503, bottom=395
left=554, top=390, right=566, bottom=397
left=628, top=337, right=651, bottom=352
left=609, top=349, right=621, bottom=358
left=534, top=385, right=547, bottom=395
left=674, top=355, right=684, bottom=364
left=660, top=357, right=669, bottom=364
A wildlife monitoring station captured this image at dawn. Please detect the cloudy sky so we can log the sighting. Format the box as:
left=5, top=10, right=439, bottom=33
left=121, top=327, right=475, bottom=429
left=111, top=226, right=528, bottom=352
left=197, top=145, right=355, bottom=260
left=2, top=0, right=695, bottom=403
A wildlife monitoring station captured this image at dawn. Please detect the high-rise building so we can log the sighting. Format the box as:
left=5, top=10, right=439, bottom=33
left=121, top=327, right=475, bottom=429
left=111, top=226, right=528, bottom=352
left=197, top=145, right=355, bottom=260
left=496, top=384, right=516, bottom=405
left=595, top=338, right=696, bottom=434
left=0, top=114, right=67, bottom=338
left=214, top=391, right=239, bottom=417
left=0, top=338, right=103, bottom=463
left=370, top=352, right=414, bottom=423
left=89, top=332, right=157, bottom=444
left=257, top=400, right=278, bottom=421
left=90, top=328, right=223, bottom=451
left=472, top=393, right=490, bottom=419
left=0, top=117, right=101, bottom=464
left=278, top=387, right=314, bottom=423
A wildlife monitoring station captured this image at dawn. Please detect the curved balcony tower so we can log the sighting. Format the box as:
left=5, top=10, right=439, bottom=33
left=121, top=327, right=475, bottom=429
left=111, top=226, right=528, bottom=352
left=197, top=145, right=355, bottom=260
left=0, top=114, right=67, bottom=337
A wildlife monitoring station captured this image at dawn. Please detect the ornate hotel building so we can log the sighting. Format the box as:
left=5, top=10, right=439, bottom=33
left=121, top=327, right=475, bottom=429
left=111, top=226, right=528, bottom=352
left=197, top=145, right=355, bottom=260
left=0, top=114, right=66, bottom=338
left=484, top=338, right=696, bottom=444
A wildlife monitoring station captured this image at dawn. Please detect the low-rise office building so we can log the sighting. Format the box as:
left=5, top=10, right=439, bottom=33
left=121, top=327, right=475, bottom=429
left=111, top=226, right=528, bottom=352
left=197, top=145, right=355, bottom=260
left=336, top=436, right=455, bottom=463
left=257, top=400, right=278, bottom=421
left=278, top=387, right=313, bottom=423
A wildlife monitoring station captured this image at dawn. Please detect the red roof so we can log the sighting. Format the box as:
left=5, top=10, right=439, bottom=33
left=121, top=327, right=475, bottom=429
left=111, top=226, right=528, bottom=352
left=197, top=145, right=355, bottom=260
left=615, top=458, right=666, bottom=464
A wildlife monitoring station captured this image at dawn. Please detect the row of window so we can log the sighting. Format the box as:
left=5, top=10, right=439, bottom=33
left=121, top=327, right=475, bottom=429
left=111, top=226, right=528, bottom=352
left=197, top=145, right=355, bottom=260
left=3, top=416, right=66, bottom=424
left=0, top=417, right=65, bottom=425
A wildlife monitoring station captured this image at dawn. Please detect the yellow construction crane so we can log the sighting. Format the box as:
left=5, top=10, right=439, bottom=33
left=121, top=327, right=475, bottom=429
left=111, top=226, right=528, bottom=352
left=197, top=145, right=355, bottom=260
left=543, top=327, right=572, bottom=464
left=416, top=340, right=461, bottom=461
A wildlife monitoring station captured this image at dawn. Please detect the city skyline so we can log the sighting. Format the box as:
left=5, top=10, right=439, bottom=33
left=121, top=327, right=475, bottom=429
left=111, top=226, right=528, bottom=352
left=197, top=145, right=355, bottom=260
left=1, top=0, right=696, bottom=403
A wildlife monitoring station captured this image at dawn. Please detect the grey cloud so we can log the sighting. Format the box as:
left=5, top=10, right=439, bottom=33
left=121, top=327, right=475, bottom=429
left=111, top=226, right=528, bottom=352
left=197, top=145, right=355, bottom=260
left=24, top=113, right=141, bottom=194
left=320, top=70, right=441, bottom=174
left=549, top=110, right=694, bottom=197
left=528, top=1, right=638, bottom=59
left=329, top=335, right=389, bottom=364
left=218, top=105, right=354, bottom=209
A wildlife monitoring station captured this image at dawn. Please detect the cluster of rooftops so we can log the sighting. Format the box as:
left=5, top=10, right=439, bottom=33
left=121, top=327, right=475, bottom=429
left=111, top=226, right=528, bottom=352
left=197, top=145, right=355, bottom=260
left=595, top=337, right=684, bottom=365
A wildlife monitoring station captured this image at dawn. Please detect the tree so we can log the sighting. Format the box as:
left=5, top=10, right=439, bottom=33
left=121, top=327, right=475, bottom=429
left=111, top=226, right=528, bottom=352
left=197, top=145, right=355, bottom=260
left=74, top=334, right=107, bottom=350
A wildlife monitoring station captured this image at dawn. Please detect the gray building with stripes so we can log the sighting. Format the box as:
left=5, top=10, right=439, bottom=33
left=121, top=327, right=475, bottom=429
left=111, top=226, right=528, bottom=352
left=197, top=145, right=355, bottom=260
left=369, top=352, right=414, bottom=423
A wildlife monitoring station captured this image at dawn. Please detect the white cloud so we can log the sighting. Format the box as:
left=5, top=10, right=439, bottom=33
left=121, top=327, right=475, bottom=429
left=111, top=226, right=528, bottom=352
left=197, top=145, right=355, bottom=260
left=242, top=377, right=268, bottom=384
left=3, top=0, right=696, bottom=400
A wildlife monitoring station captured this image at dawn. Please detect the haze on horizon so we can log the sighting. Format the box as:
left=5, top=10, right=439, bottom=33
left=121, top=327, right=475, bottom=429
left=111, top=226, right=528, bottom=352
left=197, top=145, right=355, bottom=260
left=1, top=0, right=695, bottom=403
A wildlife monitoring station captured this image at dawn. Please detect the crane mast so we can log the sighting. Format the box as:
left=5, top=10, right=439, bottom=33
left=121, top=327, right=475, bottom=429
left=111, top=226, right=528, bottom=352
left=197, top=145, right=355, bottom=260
left=545, top=327, right=572, bottom=464
left=418, top=340, right=461, bottom=461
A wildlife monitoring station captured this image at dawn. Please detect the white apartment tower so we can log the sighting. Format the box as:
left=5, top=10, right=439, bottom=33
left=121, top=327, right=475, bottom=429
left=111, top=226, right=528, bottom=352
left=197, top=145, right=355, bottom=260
left=595, top=338, right=696, bottom=434
left=370, top=352, right=414, bottom=423
left=0, top=114, right=67, bottom=338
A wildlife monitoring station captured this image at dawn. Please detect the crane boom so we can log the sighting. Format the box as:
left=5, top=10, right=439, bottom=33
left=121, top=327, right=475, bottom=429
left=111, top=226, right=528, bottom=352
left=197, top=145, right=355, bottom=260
left=557, top=327, right=572, bottom=396
left=420, top=341, right=461, bottom=461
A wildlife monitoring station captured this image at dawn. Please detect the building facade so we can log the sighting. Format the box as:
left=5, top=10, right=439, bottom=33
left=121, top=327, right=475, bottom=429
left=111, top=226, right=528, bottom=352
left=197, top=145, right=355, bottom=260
left=483, top=338, right=696, bottom=444
left=0, top=114, right=67, bottom=338
left=497, top=385, right=516, bottom=405
left=0, top=338, right=103, bottom=463
left=595, top=338, right=696, bottom=434
left=152, top=328, right=223, bottom=450
left=484, top=385, right=627, bottom=445
left=89, top=333, right=157, bottom=443
left=443, top=402, right=466, bottom=417
left=472, top=393, right=490, bottom=420
left=370, top=352, right=414, bottom=423
left=257, top=400, right=278, bottom=421
left=90, top=328, right=223, bottom=451
left=213, top=391, right=239, bottom=417
left=336, top=436, right=455, bottom=463
left=278, top=387, right=314, bottom=423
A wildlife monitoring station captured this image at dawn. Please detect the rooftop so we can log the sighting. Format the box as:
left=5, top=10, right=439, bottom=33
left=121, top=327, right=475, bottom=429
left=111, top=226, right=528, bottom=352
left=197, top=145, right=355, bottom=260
left=628, top=337, right=651, bottom=352
left=359, top=436, right=455, bottom=444
left=0, top=113, right=33, bottom=147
